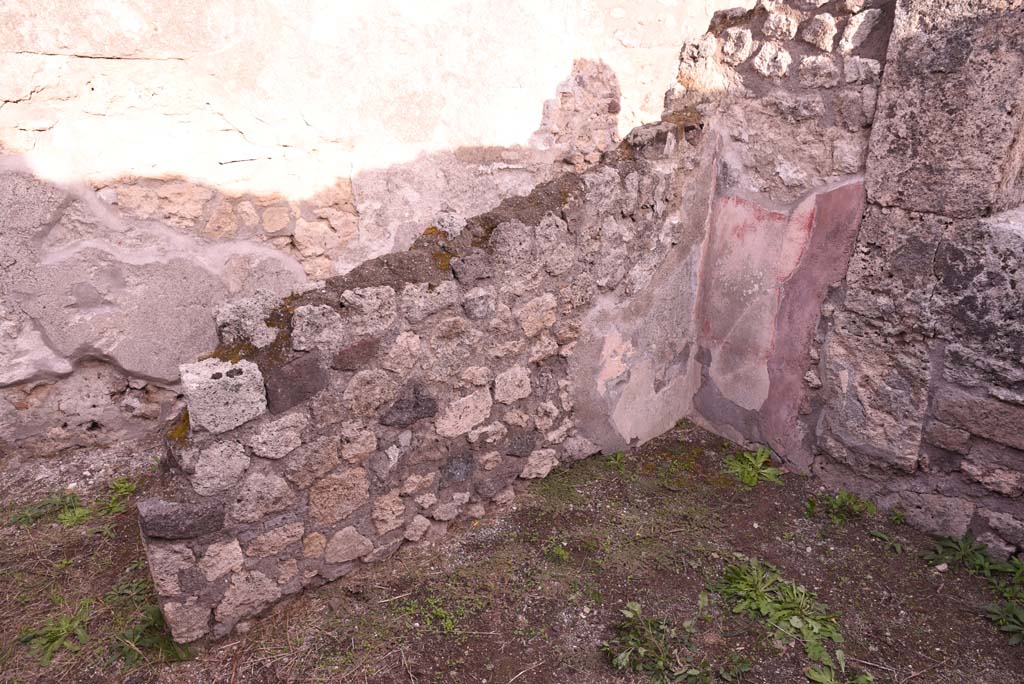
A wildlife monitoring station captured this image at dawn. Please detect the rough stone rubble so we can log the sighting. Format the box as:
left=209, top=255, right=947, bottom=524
left=1, top=0, right=1022, bottom=643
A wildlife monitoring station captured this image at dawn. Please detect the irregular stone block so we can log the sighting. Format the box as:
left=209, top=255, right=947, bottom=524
left=284, top=437, right=341, bottom=488
left=309, top=467, right=370, bottom=524
left=215, top=292, right=279, bottom=349
left=867, top=3, right=1024, bottom=216
left=198, top=539, right=244, bottom=581
left=435, top=388, right=493, bottom=437
left=246, top=522, right=305, bottom=557
left=214, top=570, right=281, bottom=634
left=340, top=422, right=377, bottom=464
left=372, top=491, right=407, bottom=534
left=800, top=13, right=837, bottom=52
left=162, top=599, right=211, bottom=643
left=404, top=515, right=431, bottom=541
left=331, top=337, right=381, bottom=370
left=290, top=305, right=344, bottom=351
left=138, top=499, right=225, bottom=540
left=147, top=542, right=195, bottom=596
left=401, top=281, right=461, bottom=322
left=343, top=369, right=399, bottom=416
left=798, top=55, right=839, bottom=88
left=324, top=527, right=373, bottom=563
left=880, top=491, right=974, bottom=538
left=514, top=293, right=557, bottom=337
left=244, top=412, right=307, bottom=460
left=462, top=286, right=496, bottom=320
left=493, top=366, right=532, bottom=404
left=752, top=42, right=792, bottom=78
left=838, top=8, right=881, bottom=54
left=762, top=11, right=798, bottom=40
left=720, top=27, right=754, bottom=65
left=380, top=383, right=438, bottom=428
left=381, top=332, right=421, bottom=374
left=521, top=449, right=558, bottom=479
left=187, top=441, right=250, bottom=496
left=231, top=472, right=295, bottom=524
left=450, top=251, right=494, bottom=284
left=180, top=358, right=267, bottom=434
left=265, top=353, right=328, bottom=414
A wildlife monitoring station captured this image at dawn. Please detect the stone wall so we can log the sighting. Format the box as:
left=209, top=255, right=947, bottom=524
left=138, top=111, right=716, bottom=642
left=811, top=0, right=1024, bottom=555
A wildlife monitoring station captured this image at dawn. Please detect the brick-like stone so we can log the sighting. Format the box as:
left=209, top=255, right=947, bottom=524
left=933, top=387, right=1024, bottom=451
left=922, top=420, right=971, bottom=455
left=180, top=358, right=267, bottom=434
left=867, top=3, right=1024, bottom=216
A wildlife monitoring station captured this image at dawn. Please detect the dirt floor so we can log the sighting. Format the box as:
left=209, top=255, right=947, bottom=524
left=2, top=420, right=1022, bottom=684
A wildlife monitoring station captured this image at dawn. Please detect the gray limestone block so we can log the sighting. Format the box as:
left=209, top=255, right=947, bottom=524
left=180, top=358, right=268, bottom=433
left=867, top=2, right=1024, bottom=217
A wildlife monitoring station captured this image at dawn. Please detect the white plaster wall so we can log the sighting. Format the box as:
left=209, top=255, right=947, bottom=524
left=0, top=0, right=747, bottom=196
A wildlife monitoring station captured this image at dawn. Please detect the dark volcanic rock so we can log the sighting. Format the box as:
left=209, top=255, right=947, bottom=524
left=138, top=498, right=225, bottom=539
left=379, top=384, right=438, bottom=427
left=266, top=352, right=328, bottom=413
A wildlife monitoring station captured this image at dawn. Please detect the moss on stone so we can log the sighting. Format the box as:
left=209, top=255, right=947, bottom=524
left=165, top=410, right=190, bottom=446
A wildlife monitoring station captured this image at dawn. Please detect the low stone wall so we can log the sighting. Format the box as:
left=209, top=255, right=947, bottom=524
left=138, top=115, right=718, bottom=641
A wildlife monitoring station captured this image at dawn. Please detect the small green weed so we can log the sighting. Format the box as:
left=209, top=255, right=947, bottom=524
left=924, top=533, right=994, bottom=575
left=98, top=477, right=137, bottom=516
left=805, top=491, right=875, bottom=525
left=606, top=451, right=628, bottom=475
left=711, top=555, right=873, bottom=683
left=601, top=601, right=710, bottom=683
left=985, top=602, right=1024, bottom=646
left=722, top=447, right=782, bottom=488
left=56, top=505, right=92, bottom=527
left=113, top=604, right=191, bottom=667
left=19, top=599, right=93, bottom=666
left=868, top=531, right=903, bottom=554
left=887, top=510, right=906, bottom=525
left=545, top=539, right=570, bottom=564
left=10, top=492, right=83, bottom=527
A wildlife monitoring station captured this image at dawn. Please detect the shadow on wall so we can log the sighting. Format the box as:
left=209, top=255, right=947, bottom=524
left=0, top=59, right=624, bottom=461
